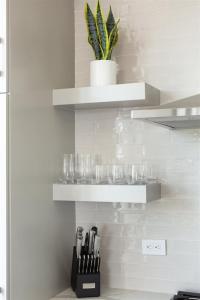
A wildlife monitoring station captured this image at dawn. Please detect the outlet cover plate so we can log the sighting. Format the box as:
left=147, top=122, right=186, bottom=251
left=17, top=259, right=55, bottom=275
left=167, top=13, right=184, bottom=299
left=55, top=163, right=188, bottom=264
left=142, top=240, right=166, bottom=256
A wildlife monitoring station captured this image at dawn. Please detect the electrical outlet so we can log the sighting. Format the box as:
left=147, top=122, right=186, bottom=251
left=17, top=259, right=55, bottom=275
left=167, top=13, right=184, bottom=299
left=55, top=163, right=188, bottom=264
left=142, top=240, right=167, bottom=256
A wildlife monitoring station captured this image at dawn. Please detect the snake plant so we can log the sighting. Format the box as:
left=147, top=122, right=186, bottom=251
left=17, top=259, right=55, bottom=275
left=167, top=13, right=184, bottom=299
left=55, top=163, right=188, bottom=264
left=85, top=1, right=119, bottom=60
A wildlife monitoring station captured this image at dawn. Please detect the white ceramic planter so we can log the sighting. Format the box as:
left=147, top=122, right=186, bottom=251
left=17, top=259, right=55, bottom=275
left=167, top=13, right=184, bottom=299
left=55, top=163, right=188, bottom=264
left=90, top=60, right=118, bottom=87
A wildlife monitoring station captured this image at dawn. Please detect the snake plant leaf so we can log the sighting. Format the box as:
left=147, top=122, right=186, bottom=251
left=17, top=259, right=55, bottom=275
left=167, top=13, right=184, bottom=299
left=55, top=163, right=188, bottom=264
left=96, top=0, right=109, bottom=58
left=107, top=33, right=118, bottom=59
left=85, top=2, right=103, bottom=60
left=108, top=20, right=119, bottom=48
left=107, top=21, right=119, bottom=59
left=106, top=6, right=115, bottom=36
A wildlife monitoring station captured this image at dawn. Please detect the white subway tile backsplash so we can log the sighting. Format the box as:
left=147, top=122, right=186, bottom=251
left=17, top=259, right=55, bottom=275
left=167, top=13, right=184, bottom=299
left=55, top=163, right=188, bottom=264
left=167, top=240, right=200, bottom=255
left=118, top=276, right=200, bottom=294
left=98, top=224, right=125, bottom=238
left=121, top=263, right=196, bottom=282
left=143, top=224, right=200, bottom=241
left=75, top=0, right=200, bottom=294
left=101, top=236, right=125, bottom=251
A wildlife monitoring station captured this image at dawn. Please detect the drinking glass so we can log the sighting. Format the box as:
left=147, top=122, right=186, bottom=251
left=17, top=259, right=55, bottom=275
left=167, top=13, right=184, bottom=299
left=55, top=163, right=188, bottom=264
left=144, top=163, right=157, bottom=182
left=75, top=153, right=94, bottom=184
left=111, top=165, right=125, bottom=184
left=124, top=164, right=137, bottom=184
left=75, top=153, right=85, bottom=184
left=62, top=154, right=75, bottom=184
left=95, top=165, right=111, bottom=184
left=135, top=163, right=148, bottom=184
left=90, top=154, right=102, bottom=183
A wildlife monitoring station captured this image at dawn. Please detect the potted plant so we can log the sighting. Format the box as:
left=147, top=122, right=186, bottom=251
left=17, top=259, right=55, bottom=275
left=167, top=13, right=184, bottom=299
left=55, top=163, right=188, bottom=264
left=85, top=1, right=120, bottom=87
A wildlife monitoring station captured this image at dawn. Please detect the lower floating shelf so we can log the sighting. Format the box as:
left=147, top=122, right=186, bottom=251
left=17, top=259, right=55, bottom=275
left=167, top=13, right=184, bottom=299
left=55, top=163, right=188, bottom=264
left=53, top=182, right=161, bottom=203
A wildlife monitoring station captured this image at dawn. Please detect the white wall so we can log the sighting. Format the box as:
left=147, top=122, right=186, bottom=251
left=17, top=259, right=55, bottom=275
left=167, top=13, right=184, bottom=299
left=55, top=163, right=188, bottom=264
left=9, top=1, right=75, bottom=300
left=75, top=0, right=200, bottom=294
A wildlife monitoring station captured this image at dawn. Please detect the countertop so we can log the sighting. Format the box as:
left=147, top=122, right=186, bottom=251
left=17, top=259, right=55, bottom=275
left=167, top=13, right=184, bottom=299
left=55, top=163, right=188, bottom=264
left=51, top=288, right=172, bottom=300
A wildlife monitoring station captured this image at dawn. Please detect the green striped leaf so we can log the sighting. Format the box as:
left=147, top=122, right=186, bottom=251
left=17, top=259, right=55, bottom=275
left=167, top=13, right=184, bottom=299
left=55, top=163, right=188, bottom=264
left=96, top=0, right=109, bottom=58
left=107, top=35, right=118, bottom=59
left=106, top=6, right=115, bottom=36
left=85, top=3, right=103, bottom=60
left=106, top=21, right=119, bottom=59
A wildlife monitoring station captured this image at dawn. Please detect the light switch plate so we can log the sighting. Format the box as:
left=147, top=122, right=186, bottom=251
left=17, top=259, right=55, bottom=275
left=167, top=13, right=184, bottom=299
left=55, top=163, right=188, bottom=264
left=142, top=240, right=167, bottom=256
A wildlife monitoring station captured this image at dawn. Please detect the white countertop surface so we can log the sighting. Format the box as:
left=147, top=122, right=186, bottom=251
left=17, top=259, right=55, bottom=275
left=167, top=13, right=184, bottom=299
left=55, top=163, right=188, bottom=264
left=51, top=288, right=172, bottom=300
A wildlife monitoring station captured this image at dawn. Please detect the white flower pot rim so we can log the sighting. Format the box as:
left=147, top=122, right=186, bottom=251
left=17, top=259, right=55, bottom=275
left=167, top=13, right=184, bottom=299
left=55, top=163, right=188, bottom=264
left=91, top=60, right=117, bottom=63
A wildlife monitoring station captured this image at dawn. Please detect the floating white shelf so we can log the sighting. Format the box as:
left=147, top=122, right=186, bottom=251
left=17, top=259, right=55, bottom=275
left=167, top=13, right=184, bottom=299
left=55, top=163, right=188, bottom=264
left=53, top=82, right=160, bottom=110
left=53, top=182, right=161, bottom=203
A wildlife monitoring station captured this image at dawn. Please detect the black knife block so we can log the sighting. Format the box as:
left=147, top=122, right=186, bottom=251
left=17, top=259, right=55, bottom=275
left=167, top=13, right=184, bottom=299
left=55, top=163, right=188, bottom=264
left=71, top=247, right=100, bottom=298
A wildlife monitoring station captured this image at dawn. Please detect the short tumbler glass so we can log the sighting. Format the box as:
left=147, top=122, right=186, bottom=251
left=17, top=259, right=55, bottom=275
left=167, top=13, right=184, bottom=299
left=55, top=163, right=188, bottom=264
left=62, top=154, right=75, bottom=184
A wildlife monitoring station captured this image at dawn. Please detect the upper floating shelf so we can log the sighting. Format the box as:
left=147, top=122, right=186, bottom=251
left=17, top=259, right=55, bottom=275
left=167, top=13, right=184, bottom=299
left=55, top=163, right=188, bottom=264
left=53, top=82, right=160, bottom=110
